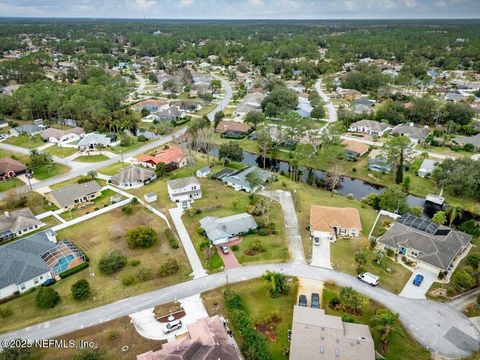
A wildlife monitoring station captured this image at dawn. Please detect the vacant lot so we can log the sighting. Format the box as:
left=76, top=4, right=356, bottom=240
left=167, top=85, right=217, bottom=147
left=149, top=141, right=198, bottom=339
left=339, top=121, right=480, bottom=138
left=75, top=154, right=110, bottom=163
left=203, top=277, right=297, bottom=359
left=0, top=206, right=191, bottom=333
left=43, top=146, right=78, bottom=158
left=4, top=134, right=44, bottom=148
left=31, top=163, right=70, bottom=180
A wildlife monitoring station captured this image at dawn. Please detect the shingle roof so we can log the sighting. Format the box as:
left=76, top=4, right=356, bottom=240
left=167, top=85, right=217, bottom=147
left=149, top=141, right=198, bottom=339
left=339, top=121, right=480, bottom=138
left=0, top=231, right=55, bottom=288
left=200, top=213, right=258, bottom=242
left=310, top=205, right=362, bottom=233
left=342, top=140, right=369, bottom=156
left=349, top=119, right=390, bottom=132
left=391, top=124, right=430, bottom=141
left=167, top=176, right=200, bottom=191
left=0, top=208, right=42, bottom=234
left=14, top=124, right=43, bottom=135
left=453, top=134, right=480, bottom=147
left=77, top=133, right=112, bottom=147
left=215, top=121, right=252, bottom=134
left=48, top=180, right=101, bottom=208
left=110, top=165, right=155, bottom=185
left=0, top=157, right=27, bottom=175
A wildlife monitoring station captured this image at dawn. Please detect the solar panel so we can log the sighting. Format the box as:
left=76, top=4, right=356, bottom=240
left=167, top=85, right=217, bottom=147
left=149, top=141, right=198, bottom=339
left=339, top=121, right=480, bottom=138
left=397, top=214, right=439, bottom=234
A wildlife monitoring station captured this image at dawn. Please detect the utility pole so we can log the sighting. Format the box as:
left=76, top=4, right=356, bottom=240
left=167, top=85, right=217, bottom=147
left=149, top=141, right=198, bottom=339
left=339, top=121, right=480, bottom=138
left=26, top=171, right=33, bottom=192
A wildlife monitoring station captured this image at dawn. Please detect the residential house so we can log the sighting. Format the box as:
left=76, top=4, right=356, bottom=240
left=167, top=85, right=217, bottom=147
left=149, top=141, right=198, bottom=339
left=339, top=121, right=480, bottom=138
left=196, top=166, right=211, bottom=178
left=342, top=140, right=369, bottom=160
left=377, top=214, right=472, bottom=275
left=132, top=99, right=168, bottom=112
left=391, top=123, right=430, bottom=144
left=0, top=158, right=27, bottom=180
left=200, top=213, right=258, bottom=245
left=0, top=230, right=87, bottom=300
left=45, top=180, right=101, bottom=210
left=368, top=149, right=391, bottom=173
left=295, top=93, right=313, bottom=118
left=452, top=134, right=480, bottom=152
left=289, top=306, right=375, bottom=360
left=336, top=87, right=362, bottom=101
left=110, top=165, right=156, bottom=189
left=286, top=80, right=305, bottom=93
left=156, top=106, right=185, bottom=121
left=137, top=146, right=188, bottom=170
left=40, top=127, right=84, bottom=144
left=445, top=92, right=469, bottom=102
left=215, top=120, right=252, bottom=137
left=222, top=166, right=274, bottom=193
left=310, top=205, right=362, bottom=242
left=135, top=128, right=157, bottom=141
left=382, top=68, right=399, bottom=77
left=348, top=119, right=391, bottom=137
left=212, top=167, right=236, bottom=181
left=0, top=120, right=8, bottom=128
left=136, top=315, right=239, bottom=360
left=167, top=176, right=202, bottom=206
left=0, top=208, right=43, bottom=243
left=418, top=159, right=438, bottom=177
left=10, top=124, right=43, bottom=137
left=77, top=133, right=115, bottom=150
left=235, top=91, right=265, bottom=120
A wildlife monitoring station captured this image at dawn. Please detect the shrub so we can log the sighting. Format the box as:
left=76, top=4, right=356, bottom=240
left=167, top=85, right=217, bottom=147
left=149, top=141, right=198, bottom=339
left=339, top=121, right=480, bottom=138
left=59, top=262, right=89, bottom=279
left=131, top=197, right=139, bottom=205
left=71, top=279, right=90, bottom=301
left=136, top=267, right=155, bottom=282
left=77, top=176, right=93, bottom=184
left=106, top=329, right=120, bottom=341
left=137, top=135, right=148, bottom=142
left=122, top=206, right=133, bottom=215
left=224, top=289, right=243, bottom=310
left=130, top=259, right=141, bottom=267
left=386, top=248, right=395, bottom=258
left=329, top=296, right=340, bottom=309
left=231, top=245, right=239, bottom=251
left=158, top=258, right=180, bottom=277
left=126, top=227, right=158, bottom=249
left=36, top=287, right=60, bottom=309
left=245, top=240, right=266, bottom=256
left=72, top=349, right=104, bottom=360
left=0, top=306, right=13, bottom=318
left=257, top=228, right=269, bottom=236
left=342, top=315, right=355, bottom=323
left=355, top=266, right=366, bottom=274
left=98, top=251, right=127, bottom=274
left=122, top=275, right=136, bottom=286
left=164, top=228, right=179, bottom=249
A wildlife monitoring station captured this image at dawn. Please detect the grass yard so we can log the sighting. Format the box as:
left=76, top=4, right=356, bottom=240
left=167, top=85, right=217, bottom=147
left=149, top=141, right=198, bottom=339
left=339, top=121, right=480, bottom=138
left=0, top=177, right=24, bottom=192
left=197, top=103, right=217, bottom=117
left=0, top=149, right=30, bottom=163
left=42, top=146, right=78, bottom=158
left=4, top=134, right=44, bottom=149
left=0, top=206, right=191, bottom=334
left=109, top=138, right=149, bottom=154
left=49, top=176, right=106, bottom=190
left=31, top=163, right=70, bottom=180
left=98, top=161, right=129, bottom=176
left=29, top=317, right=163, bottom=360
left=322, top=284, right=431, bottom=360
left=202, top=278, right=297, bottom=359
left=40, top=215, right=62, bottom=228
left=59, top=189, right=119, bottom=221
left=415, top=144, right=472, bottom=158
left=74, top=154, right=110, bottom=163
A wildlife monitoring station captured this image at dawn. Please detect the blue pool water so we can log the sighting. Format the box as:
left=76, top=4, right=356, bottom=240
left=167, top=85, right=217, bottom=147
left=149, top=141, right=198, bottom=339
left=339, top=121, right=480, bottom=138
left=52, top=255, right=75, bottom=274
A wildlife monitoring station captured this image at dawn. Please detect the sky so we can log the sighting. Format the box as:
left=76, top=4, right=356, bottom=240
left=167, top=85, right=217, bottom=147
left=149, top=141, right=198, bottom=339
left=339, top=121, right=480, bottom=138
left=1, top=0, right=480, bottom=19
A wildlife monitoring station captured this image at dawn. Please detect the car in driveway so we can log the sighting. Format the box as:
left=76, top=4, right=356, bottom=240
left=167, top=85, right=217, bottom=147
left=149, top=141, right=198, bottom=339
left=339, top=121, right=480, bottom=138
left=412, top=274, right=424, bottom=286
left=220, top=245, right=229, bottom=254
left=311, top=293, right=320, bottom=308
left=298, top=294, right=307, bottom=307
left=357, top=272, right=379, bottom=286
left=163, top=319, right=182, bottom=334
left=313, top=237, right=320, bottom=246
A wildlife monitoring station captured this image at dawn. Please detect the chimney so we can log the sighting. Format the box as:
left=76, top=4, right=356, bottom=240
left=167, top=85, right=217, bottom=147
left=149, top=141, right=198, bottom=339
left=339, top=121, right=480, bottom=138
left=4, top=211, right=10, bottom=219
left=46, top=229, right=57, bottom=243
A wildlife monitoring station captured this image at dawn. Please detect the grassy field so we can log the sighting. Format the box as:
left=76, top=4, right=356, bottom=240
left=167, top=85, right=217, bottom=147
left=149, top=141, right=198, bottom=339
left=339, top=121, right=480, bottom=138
left=0, top=149, right=30, bottom=163
left=98, top=161, right=129, bottom=176
left=0, top=206, right=191, bottom=334
left=109, top=138, right=149, bottom=154
left=59, top=189, right=119, bottom=221
left=31, top=163, right=70, bottom=180
left=0, top=177, right=24, bottom=192
left=42, top=146, right=78, bottom=158
left=4, top=134, right=44, bottom=148
left=322, top=284, right=431, bottom=360
left=74, top=154, right=110, bottom=163
left=203, top=278, right=297, bottom=359
left=29, top=317, right=163, bottom=360
left=40, top=215, right=62, bottom=228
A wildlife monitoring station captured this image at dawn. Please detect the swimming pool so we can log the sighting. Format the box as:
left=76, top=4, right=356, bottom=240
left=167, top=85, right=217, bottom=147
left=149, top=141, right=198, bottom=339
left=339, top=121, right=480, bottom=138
left=52, top=254, right=75, bottom=274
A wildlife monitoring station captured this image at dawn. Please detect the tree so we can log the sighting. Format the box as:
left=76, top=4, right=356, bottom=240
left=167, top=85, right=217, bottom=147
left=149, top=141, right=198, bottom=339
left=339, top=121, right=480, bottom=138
left=262, top=270, right=290, bottom=298
left=338, top=287, right=367, bottom=314
left=218, top=142, right=243, bottom=165
left=354, top=250, right=369, bottom=267
left=245, top=170, right=264, bottom=193
left=451, top=270, right=475, bottom=292
left=261, top=87, right=298, bottom=116
left=87, top=170, right=97, bottom=180
left=256, top=127, right=273, bottom=169
left=432, top=211, right=446, bottom=225
left=195, top=126, right=215, bottom=166
left=310, top=105, right=325, bottom=119
left=126, top=227, right=158, bottom=249
left=96, top=143, right=105, bottom=155
left=371, top=309, right=400, bottom=353
left=71, top=279, right=91, bottom=301
left=36, top=287, right=60, bottom=309
left=384, top=136, right=411, bottom=184
left=466, top=254, right=480, bottom=270
left=379, top=185, right=408, bottom=213
left=439, top=102, right=475, bottom=126
left=155, top=162, right=166, bottom=177
left=213, top=110, right=224, bottom=128
left=0, top=345, right=31, bottom=360
left=432, top=158, right=480, bottom=198
left=445, top=206, right=462, bottom=227
left=98, top=250, right=127, bottom=274
left=245, top=111, right=266, bottom=126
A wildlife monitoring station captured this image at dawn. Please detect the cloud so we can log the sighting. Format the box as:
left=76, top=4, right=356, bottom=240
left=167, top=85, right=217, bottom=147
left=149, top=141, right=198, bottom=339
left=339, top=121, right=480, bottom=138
left=404, top=0, right=418, bottom=8
left=247, top=0, right=264, bottom=5
left=179, top=0, right=193, bottom=7
left=435, top=0, right=448, bottom=8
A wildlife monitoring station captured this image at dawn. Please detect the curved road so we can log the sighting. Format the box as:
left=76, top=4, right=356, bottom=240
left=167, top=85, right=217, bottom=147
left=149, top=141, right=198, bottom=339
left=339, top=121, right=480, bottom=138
left=315, top=78, right=337, bottom=123
left=207, top=74, right=232, bottom=121
left=0, top=263, right=478, bottom=358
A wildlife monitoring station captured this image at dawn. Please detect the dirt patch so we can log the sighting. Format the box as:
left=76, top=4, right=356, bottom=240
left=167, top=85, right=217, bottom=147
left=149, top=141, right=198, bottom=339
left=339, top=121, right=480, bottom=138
left=154, top=301, right=183, bottom=318
left=156, top=310, right=186, bottom=322
left=429, top=288, right=448, bottom=298
left=255, top=313, right=282, bottom=342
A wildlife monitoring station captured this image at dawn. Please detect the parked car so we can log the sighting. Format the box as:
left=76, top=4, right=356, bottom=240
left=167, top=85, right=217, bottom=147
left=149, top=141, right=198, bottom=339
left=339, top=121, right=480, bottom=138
left=313, top=237, right=320, bottom=246
left=220, top=245, right=229, bottom=254
left=163, top=319, right=182, bottom=334
left=298, top=294, right=307, bottom=307
left=413, top=274, right=424, bottom=286
left=311, top=293, right=320, bottom=308
left=357, top=272, right=379, bottom=286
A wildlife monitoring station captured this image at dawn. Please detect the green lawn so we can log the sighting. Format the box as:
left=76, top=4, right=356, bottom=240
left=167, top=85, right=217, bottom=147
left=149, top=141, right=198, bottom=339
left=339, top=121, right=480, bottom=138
left=31, top=163, right=70, bottom=180
left=4, top=134, right=44, bottom=149
left=49, top=176, right=106, bottom=190
left=322, top=284, right=431, bottom=360
left=203, top=278, right=297, bottom=359
left=0, top=149, right=30, bottom=163
left=74, top=154, right=110, bottom=163
left=0, top=177, right=24, bottom=192
left=98, top=161, right=129, bottom=176
left=40, top=215, right=62, bottom=228
left=0, top=206, right=191, bottom=334
left=415, top=144, right=472, bottom=158
left=109, top=138, right=149, bottom=154
left=42, top=146, right=78, bottom=158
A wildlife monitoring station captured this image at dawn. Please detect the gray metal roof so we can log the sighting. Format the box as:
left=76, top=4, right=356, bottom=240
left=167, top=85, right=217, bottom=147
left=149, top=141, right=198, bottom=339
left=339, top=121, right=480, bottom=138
left=200, top=213, right=257, bottom=242
left=419, top=159, right=438, bottom=172
left=48, top=180, right=101, bottom=208
left=0, top=231, right=55, bottom=288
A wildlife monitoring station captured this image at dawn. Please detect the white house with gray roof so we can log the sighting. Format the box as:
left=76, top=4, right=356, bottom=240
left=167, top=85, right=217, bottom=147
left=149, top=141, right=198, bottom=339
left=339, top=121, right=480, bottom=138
left=377, top=214, right=471, bottom=275
left=199, top=213, right=258, bottom=244
left=110, top=165, right=156, bottom=189
left=77, top=133, right=116, bottom=150
left=348, top=119, right=391, bottom=137
left=10, top=124, right=43, bottom=137
left=391, top=123, right=430, bottom=144
left=453, top=134, right=480, bottom=152
left=167, top=176, right=202, bottom=206
left=222, top=166, right=274, bottom=193
left=417, top=159, right=438, bottom=178
left=46, top=180, right=101, bottom=210
left=0, top=208, right=43, bottom=243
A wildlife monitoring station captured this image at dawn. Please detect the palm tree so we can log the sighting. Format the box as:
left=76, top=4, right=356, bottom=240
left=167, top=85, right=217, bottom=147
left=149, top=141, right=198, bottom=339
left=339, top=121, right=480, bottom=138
left=445, top=206, right=462, bottom=227
left=371, top=309, right=400, bottom=353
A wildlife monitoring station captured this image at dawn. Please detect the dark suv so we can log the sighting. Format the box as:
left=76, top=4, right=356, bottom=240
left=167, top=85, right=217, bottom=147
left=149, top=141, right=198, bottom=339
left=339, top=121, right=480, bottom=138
left=311, top=293, right=320, bottom=308
left=298, top=294, right=307, bottom=307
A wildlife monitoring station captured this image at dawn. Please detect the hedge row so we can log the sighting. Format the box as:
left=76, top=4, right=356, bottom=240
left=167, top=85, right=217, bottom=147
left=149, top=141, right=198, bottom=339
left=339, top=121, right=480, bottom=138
left=59, top=262, right=89, bottom=279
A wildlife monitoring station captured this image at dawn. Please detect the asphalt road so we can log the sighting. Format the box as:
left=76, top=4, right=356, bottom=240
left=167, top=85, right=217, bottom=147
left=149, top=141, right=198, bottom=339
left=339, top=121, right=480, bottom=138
left=0, top=263, right=478, bottom=358
left=207, top=74, right=233, bottom=121
left=315, top=78, right=337, bottom=123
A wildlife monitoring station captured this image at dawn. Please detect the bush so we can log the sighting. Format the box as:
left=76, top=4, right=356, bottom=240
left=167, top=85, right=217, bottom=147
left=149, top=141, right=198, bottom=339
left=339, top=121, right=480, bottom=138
left=77, top=176, right=93, bottom=184
left=131, top=197, right=139, bottom=205
left=257, top=228, right=269, bottom=236
left=355, top=266, right=366, bottom=275
left=130, top=259, right=141, bottom=267
left=120, top=137, right=132, bottom=147
left=71, top=279, right=90, bottom=301
left=136, top=267, right=155, bottom=282
left=164, top=228, right=179, bottom=249
left=137, top=135, right=148, bottom=142
left=329, top=296, right=340, bottom=309
left=36, top=287, right=60, bottom=309
left=106, top=329, right=120, bottom=341
left=122, top=206, right=133, bottom=215
left=341, top=315, right=355, bottom=323
left=126, top=227, right=158, bottom=249
left=72, top=349, right=104, bottom=360
left=59, top=262, right=89, bottom=279
left=0, top=306, right=13, bottom=318
left=158, top=258, right=180, bottom=277
left=231, top=245, right=239, bottom=251
left=224, top=289, right=243, bottom=310
left=386, top=248, right=395, bottom=258
left=98, top=251, right=127, bottom=274
left=122, top=275, right=136, bottom=286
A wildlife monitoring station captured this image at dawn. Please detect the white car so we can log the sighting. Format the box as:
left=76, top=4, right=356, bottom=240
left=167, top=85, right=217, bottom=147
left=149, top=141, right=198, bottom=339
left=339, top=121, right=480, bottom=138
left=357, top=272, right=379, bottom=286
left=163, top=319, right=182, bottom=334
left=220, top=245, right=229, bottom=254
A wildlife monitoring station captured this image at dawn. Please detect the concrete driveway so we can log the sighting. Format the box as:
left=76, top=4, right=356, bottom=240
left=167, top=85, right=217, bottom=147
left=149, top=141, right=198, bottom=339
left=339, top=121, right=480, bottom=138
left=297, top=278, right=324, bottom=307
left=216, top=244, right=241, bottom=270
left=310, top=238, right=332, bottom=269
left=399, top=267, right=438, bottom=299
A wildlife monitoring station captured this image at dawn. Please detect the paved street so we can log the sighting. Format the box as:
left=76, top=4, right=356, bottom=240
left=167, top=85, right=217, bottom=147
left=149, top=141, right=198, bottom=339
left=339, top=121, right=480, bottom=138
left=207, top=74, right=232, bottom=121
left=315, top=78, right=337, bottom=123
left=1, top=262, right=478, bottom=358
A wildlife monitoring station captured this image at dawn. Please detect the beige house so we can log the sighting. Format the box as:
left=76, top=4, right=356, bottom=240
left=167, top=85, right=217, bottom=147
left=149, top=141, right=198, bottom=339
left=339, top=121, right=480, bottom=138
left=45, top=180, right=101, bottom=210
left=310, top=205, right=362, bottom=242
left=290, top=305, right=375, bottom=360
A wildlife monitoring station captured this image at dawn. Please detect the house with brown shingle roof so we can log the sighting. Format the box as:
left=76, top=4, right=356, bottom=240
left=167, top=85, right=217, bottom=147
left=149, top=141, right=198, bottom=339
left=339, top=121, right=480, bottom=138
left=215, top=120, right=252, bottom=136
left=342, top=140, right=369, bottom=159
left=310, top=205, right=362, bottom=242
left=0, top=158, right=27, bottom=180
